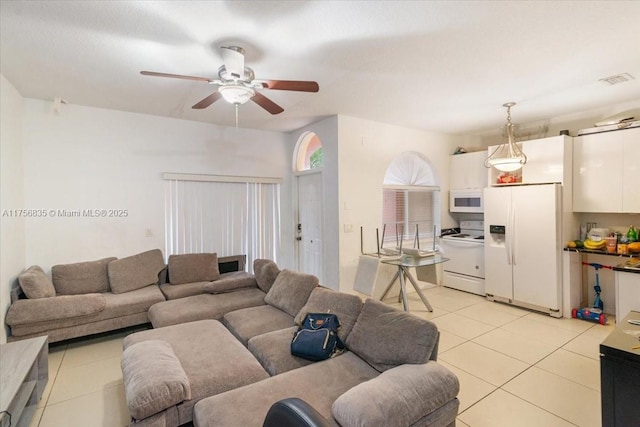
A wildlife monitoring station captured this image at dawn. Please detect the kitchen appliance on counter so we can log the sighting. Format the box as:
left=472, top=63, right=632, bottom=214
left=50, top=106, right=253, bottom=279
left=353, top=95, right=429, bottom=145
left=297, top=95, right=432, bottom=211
left=440, top=220, right=485, bottom=295
left=484, top=183, right=562, bottom=317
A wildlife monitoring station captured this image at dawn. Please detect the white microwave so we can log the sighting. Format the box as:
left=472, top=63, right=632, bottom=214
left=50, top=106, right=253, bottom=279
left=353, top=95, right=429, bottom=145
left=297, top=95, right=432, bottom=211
left=450, top=190, right=484, bottom=213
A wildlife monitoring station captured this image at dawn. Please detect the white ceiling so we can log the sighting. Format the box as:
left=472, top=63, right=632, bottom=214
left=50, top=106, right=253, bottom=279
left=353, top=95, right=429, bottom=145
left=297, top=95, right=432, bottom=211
left=2, top=1, right=639, bottom=135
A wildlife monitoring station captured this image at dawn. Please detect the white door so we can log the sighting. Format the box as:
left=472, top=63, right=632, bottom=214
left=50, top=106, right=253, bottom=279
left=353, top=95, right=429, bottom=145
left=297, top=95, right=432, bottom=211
left=512, top=184, right=561, bottom=310
left=297, top=172, right=323, bottom=281
left=484, top=187, right=513, bottom=301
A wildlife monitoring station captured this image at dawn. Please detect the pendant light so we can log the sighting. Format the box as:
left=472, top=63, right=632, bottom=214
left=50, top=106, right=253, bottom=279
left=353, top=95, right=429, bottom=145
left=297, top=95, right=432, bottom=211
left=485, top=102, right=527, bottom=172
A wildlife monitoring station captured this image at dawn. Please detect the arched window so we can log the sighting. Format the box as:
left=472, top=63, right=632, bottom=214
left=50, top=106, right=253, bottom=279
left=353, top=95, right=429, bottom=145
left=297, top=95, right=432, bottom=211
left=381, top=152, right=441, bottom=250
left=293, top=132, right=323, bottom=172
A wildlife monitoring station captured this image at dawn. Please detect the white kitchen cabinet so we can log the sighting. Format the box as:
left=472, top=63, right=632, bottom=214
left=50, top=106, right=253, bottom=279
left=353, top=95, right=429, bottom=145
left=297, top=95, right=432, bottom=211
left=450, top=151, right=487, bottom=190
left=615, top=271, right=640, bottom=321
left=488, top=135, right=571, bottom=186
left=573, top=127, right=639, bottom=213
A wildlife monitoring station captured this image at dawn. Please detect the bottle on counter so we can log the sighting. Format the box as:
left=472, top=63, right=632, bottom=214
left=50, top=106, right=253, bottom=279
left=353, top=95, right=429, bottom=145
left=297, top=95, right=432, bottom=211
left=627, top=225, right=638, bottom=242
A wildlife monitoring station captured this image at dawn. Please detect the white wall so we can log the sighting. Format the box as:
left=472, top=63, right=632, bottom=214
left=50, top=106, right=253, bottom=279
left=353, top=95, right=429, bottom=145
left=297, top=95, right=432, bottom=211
left=21, top=99, right=294, bottom=270
left=288, top=117, right=340, bottom=286
left=0, top=75, right=25, bottom=343
left=336, top=116, right=460, bottom=291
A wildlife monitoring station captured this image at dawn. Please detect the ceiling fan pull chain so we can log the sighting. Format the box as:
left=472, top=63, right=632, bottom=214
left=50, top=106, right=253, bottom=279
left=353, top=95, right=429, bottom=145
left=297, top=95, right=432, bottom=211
left=235, top=104, right=239, bottom=130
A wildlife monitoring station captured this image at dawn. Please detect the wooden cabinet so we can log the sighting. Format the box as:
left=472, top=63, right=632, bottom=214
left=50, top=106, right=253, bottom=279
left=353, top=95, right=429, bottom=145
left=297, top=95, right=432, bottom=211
left=0, top=336, right=48, bottom=427
left=615, top=270, right=640, bottom=320
left=450, top=151, right=487, bottom=190
left=573, top=127, right=639, bottom=213
left=488, top=135, right=571, bottom=186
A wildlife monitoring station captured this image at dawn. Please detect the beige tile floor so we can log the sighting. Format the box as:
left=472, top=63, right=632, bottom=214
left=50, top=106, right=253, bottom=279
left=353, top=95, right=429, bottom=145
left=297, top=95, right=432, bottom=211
left=28, top=285, right=612, bottom=427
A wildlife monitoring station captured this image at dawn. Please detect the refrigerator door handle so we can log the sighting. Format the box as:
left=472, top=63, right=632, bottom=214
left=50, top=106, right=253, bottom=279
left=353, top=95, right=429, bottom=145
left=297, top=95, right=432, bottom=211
left=511, top=205, right=516, bottom=266
left=505, top=204, right=512, bottom=266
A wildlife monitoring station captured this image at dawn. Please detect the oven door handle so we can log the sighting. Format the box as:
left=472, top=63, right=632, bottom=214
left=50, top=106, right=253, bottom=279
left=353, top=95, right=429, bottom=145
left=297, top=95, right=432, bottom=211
left=441, top=239, right=484, bottom=247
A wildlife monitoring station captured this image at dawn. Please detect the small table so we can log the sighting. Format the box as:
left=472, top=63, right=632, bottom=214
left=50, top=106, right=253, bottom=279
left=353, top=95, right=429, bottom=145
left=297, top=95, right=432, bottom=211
left=380, top=254, right=449, bottom=312
left=0, top=336, right=48, bottom=427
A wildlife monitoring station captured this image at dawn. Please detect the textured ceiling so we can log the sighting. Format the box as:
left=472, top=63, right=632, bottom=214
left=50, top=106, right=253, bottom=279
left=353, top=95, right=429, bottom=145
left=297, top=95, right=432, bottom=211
left=1, top=1, right=639, bottom=134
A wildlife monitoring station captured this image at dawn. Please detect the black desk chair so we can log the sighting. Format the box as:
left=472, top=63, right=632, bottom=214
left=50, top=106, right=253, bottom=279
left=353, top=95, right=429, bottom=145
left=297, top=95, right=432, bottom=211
left=263, top=398, right=332, bottom=427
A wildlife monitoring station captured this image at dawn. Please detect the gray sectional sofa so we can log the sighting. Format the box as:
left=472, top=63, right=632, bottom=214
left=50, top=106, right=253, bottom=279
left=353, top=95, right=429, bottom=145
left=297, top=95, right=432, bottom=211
left=120, top=261, right=460, bottom=427
left=5, top=250, right=252, bottom=343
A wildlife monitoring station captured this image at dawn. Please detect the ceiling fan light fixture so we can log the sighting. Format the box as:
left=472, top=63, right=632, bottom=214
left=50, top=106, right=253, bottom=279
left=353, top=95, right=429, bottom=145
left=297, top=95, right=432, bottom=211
left=485, top=102, right=527, bottom=172
left=218, top=85, right=255, bottom=105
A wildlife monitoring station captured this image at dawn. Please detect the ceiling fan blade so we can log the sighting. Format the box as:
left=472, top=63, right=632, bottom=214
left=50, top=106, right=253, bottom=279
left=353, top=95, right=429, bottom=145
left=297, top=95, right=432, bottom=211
left=261, top=80, right=319, bottom=92
left=220, top=46, right=245, bottom=80
left=140, top=71, right=213, bottom=83
left=192, top=91, right=222, bottom=109
left=251, top=92, right=284, bottom=115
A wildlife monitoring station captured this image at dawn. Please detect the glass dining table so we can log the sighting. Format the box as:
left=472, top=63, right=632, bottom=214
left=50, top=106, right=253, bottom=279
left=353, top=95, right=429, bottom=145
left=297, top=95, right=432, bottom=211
left=380, top=254, right=449, bottom=312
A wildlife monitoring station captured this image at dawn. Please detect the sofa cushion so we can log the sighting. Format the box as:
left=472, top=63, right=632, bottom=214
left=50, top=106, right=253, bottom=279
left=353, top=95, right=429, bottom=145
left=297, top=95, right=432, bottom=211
left=203, top=271, right=257, bottom=294
left=160, top=281, right=210, bottom=300
left=346, top=299, right=439, bottom=372
left=264, top=269, right=318, bottom=317
left=168, top=253, right=220, bottom=285
left=148, top=288, right=267, bottom=328
left=192, top=352, right=379, bottom=427
left=223, top=305, right=295, bottom=346
left=108, top=249, right=165, bottom=294
left=247, top=326, right=315, bottom=376
left=253, top=259, right=280, bottom=293
left=122, top=340, right=191, bottom=421
left=294, top=287, right=363, bottom=342
left=52, top=257, right=116, bottom=295
left=5, top=293, right=106, bottom=326
left=332, top=362, right=459, bottom=427
left=124, top=320, right=270, bottom=425
left=8, top=285, right=164, bottom=338
left=19, top=265, right=56, bottom=299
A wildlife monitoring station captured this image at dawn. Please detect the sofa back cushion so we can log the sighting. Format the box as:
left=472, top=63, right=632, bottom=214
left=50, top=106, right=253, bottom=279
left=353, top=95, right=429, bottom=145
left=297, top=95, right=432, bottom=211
left=19, top=265, right=56, bottom=299
left=294, top=287, right=363, bottom=342
left=168, top=253, right=220, bottom=285
left=264, top=269, right=318, bottom=317
left=52, top=257, right=116, bottom=295
left=346, top=299, right=439, bottom=372
left=253, top=259, right=280, bottom=293
left=108, top=249, right=165, bottom=294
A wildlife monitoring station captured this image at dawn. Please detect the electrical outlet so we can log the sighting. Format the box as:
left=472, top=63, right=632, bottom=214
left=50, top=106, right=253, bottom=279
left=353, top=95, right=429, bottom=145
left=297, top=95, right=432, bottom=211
left=343, top=224, right=354, bottom=233
left=145, top=228, right=153, bottom=238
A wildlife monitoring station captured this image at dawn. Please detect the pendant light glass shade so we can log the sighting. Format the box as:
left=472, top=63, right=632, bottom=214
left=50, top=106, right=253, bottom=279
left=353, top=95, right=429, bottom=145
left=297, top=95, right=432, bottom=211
left=485, top=102, right=527, bottom=172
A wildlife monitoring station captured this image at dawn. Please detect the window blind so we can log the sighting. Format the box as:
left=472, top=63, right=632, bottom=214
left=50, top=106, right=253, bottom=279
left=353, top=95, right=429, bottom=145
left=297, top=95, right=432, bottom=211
left=382, top=188, right=440, bottom=247
left=164, top=178, right=281, bottom=268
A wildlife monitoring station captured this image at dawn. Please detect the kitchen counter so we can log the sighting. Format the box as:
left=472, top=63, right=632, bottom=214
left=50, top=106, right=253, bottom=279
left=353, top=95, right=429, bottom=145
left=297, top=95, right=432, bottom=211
left=564, top=248, right=640, bottom=274
left=612, top=257, right=640, bottom=274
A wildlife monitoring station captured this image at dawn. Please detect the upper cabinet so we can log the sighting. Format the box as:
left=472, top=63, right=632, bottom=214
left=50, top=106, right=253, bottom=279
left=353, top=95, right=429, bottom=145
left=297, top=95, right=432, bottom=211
left=573, top=127, right=639, bottom=213
left=488, top=135, right=572, bottom=186
left=450, top=151, right=487, bottom=190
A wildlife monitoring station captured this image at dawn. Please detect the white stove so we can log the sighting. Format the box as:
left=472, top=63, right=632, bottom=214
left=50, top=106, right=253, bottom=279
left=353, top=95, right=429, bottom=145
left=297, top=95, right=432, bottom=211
left=440, top=220, right=485, bottom=295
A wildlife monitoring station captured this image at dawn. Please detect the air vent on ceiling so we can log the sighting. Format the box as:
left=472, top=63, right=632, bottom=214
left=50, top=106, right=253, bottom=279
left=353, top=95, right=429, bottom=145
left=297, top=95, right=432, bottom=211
left=599, top=73, right=635, bottom=85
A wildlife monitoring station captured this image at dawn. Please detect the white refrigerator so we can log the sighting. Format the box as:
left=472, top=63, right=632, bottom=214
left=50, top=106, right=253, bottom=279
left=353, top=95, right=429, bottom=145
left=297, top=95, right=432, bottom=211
left=484, top=183, right=562, bottom=317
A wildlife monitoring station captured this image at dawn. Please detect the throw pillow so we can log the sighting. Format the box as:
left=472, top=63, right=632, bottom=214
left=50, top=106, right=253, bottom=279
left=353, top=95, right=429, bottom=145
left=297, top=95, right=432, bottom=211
left=332, top=362, right=460, bottom=427
left=168, top=253, right=220, bottom=285
left=18, top=265, right=56, bottom=299
left=294, top=287, right=363, bottom=342
left=108, top=249, right=165, bottom=294
left=121, top=340, right=191, bottom=421
left=345, top=298, right=438, bottom=372
left=52, top=257, right=116, bottom=295
left=253, top=259, right=280, bottom=293
left=264, top=269, right=318, bottom=317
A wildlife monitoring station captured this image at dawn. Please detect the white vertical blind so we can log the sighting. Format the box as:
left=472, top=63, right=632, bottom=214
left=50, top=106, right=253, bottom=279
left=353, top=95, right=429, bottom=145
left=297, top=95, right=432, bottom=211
left=165, top=179, right=281, bottom=268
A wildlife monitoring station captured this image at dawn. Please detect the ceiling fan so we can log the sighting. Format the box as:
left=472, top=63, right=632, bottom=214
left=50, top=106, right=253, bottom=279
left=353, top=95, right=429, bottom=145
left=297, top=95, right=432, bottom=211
left=140, top=46, right=319, bottom=115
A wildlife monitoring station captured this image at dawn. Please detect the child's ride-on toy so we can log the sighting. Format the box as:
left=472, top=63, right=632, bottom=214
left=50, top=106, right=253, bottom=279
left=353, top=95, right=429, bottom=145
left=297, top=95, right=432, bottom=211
left=572, top=262, right=610, bottom=325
